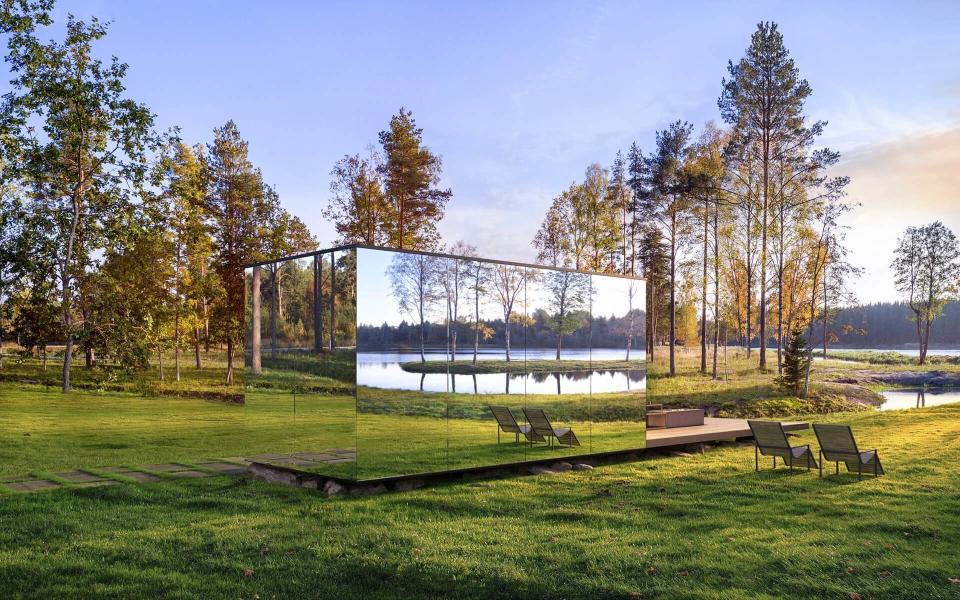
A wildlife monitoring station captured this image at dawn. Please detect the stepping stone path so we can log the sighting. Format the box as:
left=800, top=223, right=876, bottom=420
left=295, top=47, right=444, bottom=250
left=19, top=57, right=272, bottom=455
left=0, top=451, right=354, bottom=495
left=142, top=464, right=193, bottom=472
left=114, top=471, right=163, bottom=483
left=196, top=462, right=248, bottom=475
left=55, top=471, right=106, bottom=483
left=6, top=478, right=60, bottom=492
left=249, top=450, right=357, bottom=469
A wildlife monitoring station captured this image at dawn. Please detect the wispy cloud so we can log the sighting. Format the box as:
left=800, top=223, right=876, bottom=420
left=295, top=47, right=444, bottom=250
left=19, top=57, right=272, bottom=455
left=839, top=126, right=960, bottom=302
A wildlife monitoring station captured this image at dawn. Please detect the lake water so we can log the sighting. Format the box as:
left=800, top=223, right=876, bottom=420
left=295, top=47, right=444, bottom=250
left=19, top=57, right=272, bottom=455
left=879, top=388, right=960, bottom=411
left=357, top=348, right=646, bottom=395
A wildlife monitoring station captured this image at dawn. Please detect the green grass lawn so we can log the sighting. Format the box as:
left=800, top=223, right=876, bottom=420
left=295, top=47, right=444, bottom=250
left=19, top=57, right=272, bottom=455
left=4, top=346, right=960, bottom=597
left=1, top=403, right=959, bottom=598
left=0, top=384, right=356, bottom=476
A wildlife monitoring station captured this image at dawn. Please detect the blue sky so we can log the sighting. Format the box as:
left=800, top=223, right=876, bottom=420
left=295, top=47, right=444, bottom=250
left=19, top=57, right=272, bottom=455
left=41, top=1, right=960, bottom=302
left=355, top=247, right=643, bottom=327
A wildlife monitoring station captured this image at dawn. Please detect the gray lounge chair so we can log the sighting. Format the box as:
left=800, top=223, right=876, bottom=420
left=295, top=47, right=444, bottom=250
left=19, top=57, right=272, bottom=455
left=488, top=405, right=539, bottom=444
left=747, top=420, right=817, bottom=473
left=813, top=424, right=884, bottom=480
left=522, top=407, right=580, bottom=448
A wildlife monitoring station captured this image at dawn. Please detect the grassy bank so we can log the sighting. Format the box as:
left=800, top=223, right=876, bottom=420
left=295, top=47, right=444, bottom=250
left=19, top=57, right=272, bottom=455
left=0, top=345, right=241, bottom=400
left=815, top=349, right=960, bottom=367
left=1, top=404, right=959, bottom=598
left=649, top=351, right=879, bottom=414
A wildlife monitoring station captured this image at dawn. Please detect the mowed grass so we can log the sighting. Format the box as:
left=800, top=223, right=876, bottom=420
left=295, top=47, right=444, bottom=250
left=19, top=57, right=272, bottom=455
left=0, top=385, right=355, bottom=476
left=1, top=404, right=959, bottom=598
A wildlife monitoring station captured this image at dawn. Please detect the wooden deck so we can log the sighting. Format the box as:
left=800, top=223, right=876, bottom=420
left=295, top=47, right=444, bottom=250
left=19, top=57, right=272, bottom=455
left=646, top=417, right=809, bottom=448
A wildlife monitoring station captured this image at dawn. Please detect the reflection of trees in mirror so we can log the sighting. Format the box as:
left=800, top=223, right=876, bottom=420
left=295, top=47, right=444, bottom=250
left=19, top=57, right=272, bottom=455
left=356, top=386, right=641, bottom=422
left=470, top=264, right=491, bottom=363
left=388, top=253, right=441, bottom=363
left=248, top=251, right=356, bottom=371
left=250, top=350, right=357, bottom=392
left=624, top=279, right=641, bottom=361
left=489, top=265, right=533, bottom=361
left=399, top=359, right=641, bottom=374
left=543, top=271, right=591, bottom=359
left=439, top=258, right=468, bottom=360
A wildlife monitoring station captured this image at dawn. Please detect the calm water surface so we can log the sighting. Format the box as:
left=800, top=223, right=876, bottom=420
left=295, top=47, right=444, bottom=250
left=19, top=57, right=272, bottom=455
left=879, top=388, right=960, bottom=411
left=357, top=348, right=646, bottom=394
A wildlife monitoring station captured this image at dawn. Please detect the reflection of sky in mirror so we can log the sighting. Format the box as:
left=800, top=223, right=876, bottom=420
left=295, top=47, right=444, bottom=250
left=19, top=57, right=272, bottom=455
left=591, top=275, right=645, bottom=320
left=356, top=247, right=644, bottom=327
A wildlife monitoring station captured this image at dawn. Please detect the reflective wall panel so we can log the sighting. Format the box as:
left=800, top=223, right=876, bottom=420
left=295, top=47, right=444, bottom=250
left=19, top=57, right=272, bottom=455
left=248, top=245, right=644, bottom=481
left=244, top=251, right=357, bottom=480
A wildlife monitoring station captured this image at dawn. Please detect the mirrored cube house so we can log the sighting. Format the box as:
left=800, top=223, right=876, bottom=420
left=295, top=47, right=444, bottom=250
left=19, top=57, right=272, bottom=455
left=245, top=245, right=646, bottom=482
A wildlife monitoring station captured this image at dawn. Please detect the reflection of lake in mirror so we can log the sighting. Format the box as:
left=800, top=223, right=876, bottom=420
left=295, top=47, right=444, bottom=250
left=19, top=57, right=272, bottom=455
left=879, top=388, right=960, bottom=411
left=358, top=348, right=646, bottom=394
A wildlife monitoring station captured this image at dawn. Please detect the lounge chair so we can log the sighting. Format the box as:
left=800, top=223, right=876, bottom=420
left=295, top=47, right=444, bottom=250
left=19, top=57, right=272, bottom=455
left=747, top=420, right=817, bottom=473
left=522, top=407, right=580, bottom=448
left=813, top=424, right=884, bottom=480
left=488, top=405, right=539, bottom=444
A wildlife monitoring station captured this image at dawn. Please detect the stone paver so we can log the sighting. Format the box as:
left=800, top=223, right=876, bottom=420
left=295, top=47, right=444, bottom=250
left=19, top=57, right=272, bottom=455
left=74, top=480, right=120, bottom=488
left=196, top=462, right=248, bottom=475
left=55, top=471, right=106, bottom=483
left=250, top=454, right=293, bottom=461
left=141, top=464, right=192, bottom=472
left=168, top=470, right=211, bottom=478
left=294, top=452, right=339, bottom=461
left=0, top=474, right=32, bottom=483
left=7, top=479, right=60, bottom=492
left=115, top=470, right=162, bottom=483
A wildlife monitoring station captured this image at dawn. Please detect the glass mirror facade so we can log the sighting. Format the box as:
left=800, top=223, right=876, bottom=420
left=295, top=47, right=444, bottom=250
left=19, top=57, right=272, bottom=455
left=245, top=245, right=645, bottom=481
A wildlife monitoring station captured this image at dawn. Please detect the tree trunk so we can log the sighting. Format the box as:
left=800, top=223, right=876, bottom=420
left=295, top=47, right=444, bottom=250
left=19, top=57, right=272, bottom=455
left=700, top=197, right=708, bottom=373
left=712, top=204, right=720, bottom=379
left=822, top=255, right=829, bottom=360
left=418, top=269, right=426, bottom=362
left=745, top=199, right=753, bottom=357
left=329, top=255, right=336, bottom=352
left=669, top=211, right=677, bottom=376
left=314, top=255, right=324, bottom=353
left=225, top=338, right=234, bottom=385
left=174, top=314, right=181, bottom=382
left=158, top=347, right=164, bottom=382
left=194, top=327, right=202, bottom=369
left=473, top=276, right=480, bottom=365
left=270, top=264, right=278, bottom=359
left=505, top=313, right=512, bottom=362
left=759, top=127, right=770, bottom=371
left=251, top=265, right=262, bottom=375
left=776, top=210, right=785, bottom=374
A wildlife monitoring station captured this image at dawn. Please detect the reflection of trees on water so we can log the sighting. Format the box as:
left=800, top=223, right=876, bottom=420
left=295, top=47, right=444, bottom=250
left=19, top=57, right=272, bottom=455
left=438, top=369, right=647, bottom=395
left=916, top=389, right=925, bottom=408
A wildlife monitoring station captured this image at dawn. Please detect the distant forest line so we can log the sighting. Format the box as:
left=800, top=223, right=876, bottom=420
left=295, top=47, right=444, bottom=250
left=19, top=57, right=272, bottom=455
left=830, top=301, right=960, bottom=347
left=358, top=310, right=646, bottom=350
left=359, top=301, right=959, bottom=351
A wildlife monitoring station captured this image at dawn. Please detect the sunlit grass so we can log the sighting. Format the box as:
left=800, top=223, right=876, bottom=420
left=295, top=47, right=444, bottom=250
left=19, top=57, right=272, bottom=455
left=1, top=403, right=959, bottom=598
